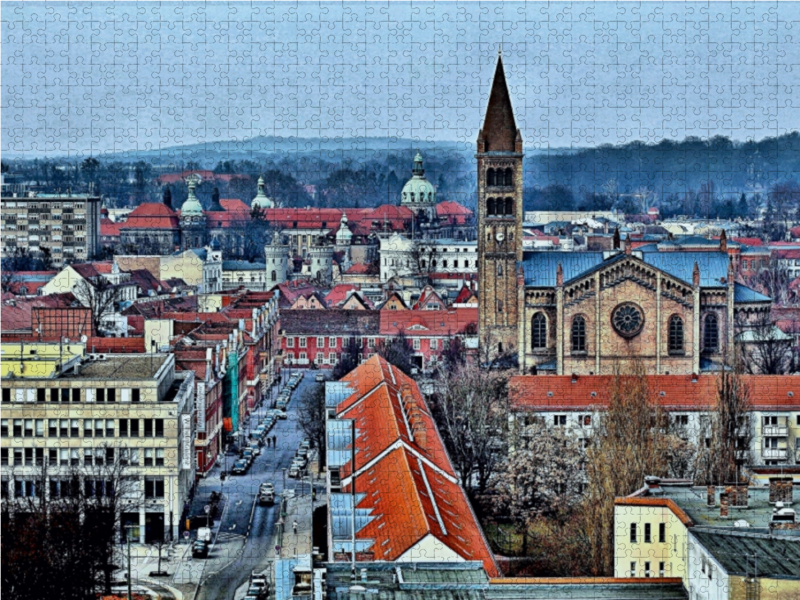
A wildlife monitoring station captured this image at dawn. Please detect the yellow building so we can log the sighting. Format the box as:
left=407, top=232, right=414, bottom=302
left=1, top=347, right=195, bottom=543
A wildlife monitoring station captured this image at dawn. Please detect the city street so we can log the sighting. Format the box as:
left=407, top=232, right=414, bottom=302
left=190, top=370, right=320, bottom=600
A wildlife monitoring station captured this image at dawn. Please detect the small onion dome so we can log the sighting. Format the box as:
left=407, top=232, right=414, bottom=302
left=401, top=152, right=435, bottom=207
left=335, top=212, right=353, bottom=245
left=252, top=175, right=274, bottom=209
left=180, top=175, right=204, bottom=217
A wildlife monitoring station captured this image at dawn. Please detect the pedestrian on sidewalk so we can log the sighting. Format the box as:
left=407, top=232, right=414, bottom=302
left=293, top=520, right=298, bottom=534
left=272, top=435, right=277, bottom=448
left=266, top=437, right=271, bottom=448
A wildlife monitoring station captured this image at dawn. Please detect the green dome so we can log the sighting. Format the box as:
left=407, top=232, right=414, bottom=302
left=180, top=176, right=204, bottom=217
left=401, top=152, right=435, bottom=206
left=252, top=176, right=274, bottom=209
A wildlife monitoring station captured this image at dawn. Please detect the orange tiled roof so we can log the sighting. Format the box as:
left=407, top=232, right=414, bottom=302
left=334, top=356, right=499, bottom=576
left=615, top=497, right=694, bottom=527
left=120, top=203, right=180, bottom=230
left=509, top=374, right=800, bottom=411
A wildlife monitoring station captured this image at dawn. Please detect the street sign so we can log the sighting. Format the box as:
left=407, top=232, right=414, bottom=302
left=204, top=504, right=211, bottom=514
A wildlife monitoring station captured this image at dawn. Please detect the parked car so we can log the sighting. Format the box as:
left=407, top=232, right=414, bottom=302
left=248, top=443, right=261, bottom=456
left=232, top=459, right=249, bottom=475
left=192, top=540, right=209, bottom=558
left=288, top=465, right=301, bottom=478
left=276, top=399, right=287, bottom=411
left=242, top=448, right=255, bottom=462
left=315, top=373, right=325, bottom=382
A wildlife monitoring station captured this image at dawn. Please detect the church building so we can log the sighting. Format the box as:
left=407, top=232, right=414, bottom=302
left=476, top=55, right=772, bottom=375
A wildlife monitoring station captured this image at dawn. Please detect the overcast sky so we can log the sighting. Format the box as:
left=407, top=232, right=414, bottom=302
left=3, top=1, right=799, bottom=158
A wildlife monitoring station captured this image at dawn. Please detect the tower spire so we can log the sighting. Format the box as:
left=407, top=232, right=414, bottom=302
left=479, top=54, right=519, bottom=153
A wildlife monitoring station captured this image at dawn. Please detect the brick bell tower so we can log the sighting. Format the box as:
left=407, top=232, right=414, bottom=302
left=477, top=52, right=524, bottom=359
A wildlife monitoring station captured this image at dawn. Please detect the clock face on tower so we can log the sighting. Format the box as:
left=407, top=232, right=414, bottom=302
left=495, top=231, right=505, bottom=242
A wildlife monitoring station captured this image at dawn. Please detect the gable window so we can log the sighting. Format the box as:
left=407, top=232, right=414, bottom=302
left=571, top=316, right=587, bottom=353
left=668, top=315, right=684, bottom=354
left=532, top=313, right=547, bottom=350
left=703, top=313, right=719, bottom=352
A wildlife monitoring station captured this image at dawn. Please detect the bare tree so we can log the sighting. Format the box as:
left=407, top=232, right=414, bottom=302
left=737, top=312, right=797, bottom=375
left=694, top=369, right=753, bottom=486
left=296, top=382, right=327, bottom=470
left=72, top=275, right=125, bottom=336
left=430, top=363, right=508, bottom=495
left=375, top=330, right=415, bottom=376
left=746, top=256, right=792, bottom=306
left=408, top=241, right=435, bottom=279
left=487, top=421, right=583, bottom=554
left=581, top=362, right=688, bottom=575
left=2, top=448, right=142, bottom=599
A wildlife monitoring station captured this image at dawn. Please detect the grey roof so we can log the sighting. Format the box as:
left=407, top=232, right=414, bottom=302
left=324, top=563, right=687, bottom=600
left=521, top=250, right=731, bottom=288
left=660, top=485, right=778, bottom=529
left=280, top=309, right=380, bottom=335
left=734, top=282, right=771, bottom=303
left=222, top=260, right=266, bottom=271
left=691, top=530, right=800, bottom=578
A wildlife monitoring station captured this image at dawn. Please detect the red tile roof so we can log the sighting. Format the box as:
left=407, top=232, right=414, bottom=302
left=100, top=218, right=123, bottom=237
left=509, top=374, right=800, bottom=411
left=335, top=356, right=498, bottom=576
left=120, top=203, right=180, bottom=230
left=436, top=201, right=473, bottom=225
left=453, top=284, right=477, bottom=304
left=774, top=249, right=800, bottom=260
left=380, top=308, right=478, bottom=336
left=344, top=262, right=376, bottom=275
left=614, top=497, right=694, bottom=527
left=325, top=284, right=359, bottom=307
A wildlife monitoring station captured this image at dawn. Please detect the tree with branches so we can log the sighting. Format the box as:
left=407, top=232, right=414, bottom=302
left=737, top=313, right=797, bottom=375
left=72, top=275, right=126, bottom=336
left=430, top=363, right=508, bottom=496
left=694, top=369, right=753, bottom=486
left=332, top=336, right=361, bottom=380
left=296, top=382, right=327, bottom=471
left=375, top=330, right=415, bottom=376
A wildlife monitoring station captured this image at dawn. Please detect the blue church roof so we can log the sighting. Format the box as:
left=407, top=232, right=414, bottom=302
left=733, top=282, right=771, bottom=302
left=521, top=250, right=733, bottom=288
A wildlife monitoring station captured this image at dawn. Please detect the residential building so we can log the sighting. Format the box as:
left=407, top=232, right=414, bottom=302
left=222, top=260, right=268, bottom=291
left=379, top=234, right=477, bottom=283
left=1, top=343, right=195, bottom=543
left=508, top=374, right=800, bottom=465
left=1, top=188, right=102, bottom=267
left=613, top=478, right=800, bottom=600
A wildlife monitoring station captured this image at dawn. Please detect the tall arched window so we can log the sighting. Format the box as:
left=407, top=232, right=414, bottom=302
left=532, top=313, right=547, bottom=350
left=504, top=168, right=513, bottom=186
left=271, top=270, right=277, bottom=282
left=505, top=197, right=514, bottom=215
left=668, top=315, right=684, bottom=353
left=487, top=169, right=496, bottom=186
left=487, top=197, right=496, bottom=215
left=498, top=263, right=503, bottom=276
left=571, top=316, right=587, bottom=352
left=704, top=313, right=719, bottom=352
left=497, top=299, right=503, bottom=313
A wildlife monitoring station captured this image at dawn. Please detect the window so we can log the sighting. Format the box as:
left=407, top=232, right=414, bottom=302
left=630, top=562, right=636, bottom=577
left=299, top=337, right=307, bottom=348
left=487, top=168, right=496, bottom=186
left=2, top=388, right=9, bottom=403
left=37, top=388, right=46, bottom=403
left=155, top=419, right=164, bottom=437
left=571, top=316, right=587, bottom=352
left=144, top=449, right=154, bottom=466
left=316, top=352, right=324, bottom=364
left=144, top=477, right=165, bottom=499
left=498, top=263, right=503, bottom=276
left=497, top=299, right=503, bottom=313
left=430, top=338, right=438, bottom=350
left=659, top=523, right=666, bottom=543
left=132, top=389, right=140, bottom=403
left=329, top=352, right=337, bottom=363
left=271, top=270, right=276, bottom=282
left=553, top=415, right=567, bottom=426
left=644, top=523, right=652, bottom=543
left=413, top=338, right=421, bottom=351
left=84, top=420, right=94, bottom=437
left=155, top=449, right=165, bottom=466
left=70, top=449, right=80, bottom=466
left=130, top=419, right=140, bottom=437
left=24, top=419, right=34, bottom=437
left=72, top=388, right=80, bottom=402
left=504, top=168, right=513, bottom=186
left=532, top=313, right=547, bottom=350
left=644, top=561, right=651, bottom=577
left=703, top=313, right=719, bottom=352
left=119, top=419, right=128, bottom=437
left=505, top=197, right=514, bottom=215
left=107, top=388, right=116, bottom=403
left=144, top=420, right=153, bottom=437
left=106, top=419, right=114, bottom=437
left=316, top=337, right=324, bottom=348
left=70, top=419, right=79, bottom=437
left=630, top=522, right=637, bottom=543
left=96, top=388, right=106, bottom=403
left=329, top=336, right=337, bottom=348
left=287, top=337, right=294, bottom=348
left=579, top=414, right=592, bottom=427
left=668, top=315, right=684, bottom=353
left=675, top=414, right=689, bottom=426
left=659, top=561, right=665, bottom=577
left=59, top=419, right=69, bottom=437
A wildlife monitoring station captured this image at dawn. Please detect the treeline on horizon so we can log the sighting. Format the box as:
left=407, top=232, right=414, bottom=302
left=3, top=132, right=800, bottom=220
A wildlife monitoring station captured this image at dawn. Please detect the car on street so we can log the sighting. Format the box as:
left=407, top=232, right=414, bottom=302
left=232, top=459, right=249, bottom=475
left=258, top=482, right=275, bottom=505
left=192, top=540, right=209, bottom=558
left=242, top=448, right=255, bottom=462
left=315, top=373, right=325, bottom=382
left=248, top=443, right=261, bottom=456
left=254, top=425, right=266, bottom=438
left=276, top=399, right=287, bottom=411
left=288, top=465, right=301, bottom=478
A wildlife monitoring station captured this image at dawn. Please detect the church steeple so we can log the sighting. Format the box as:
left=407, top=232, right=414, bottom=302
left=478, top=54, right=520, bottom=153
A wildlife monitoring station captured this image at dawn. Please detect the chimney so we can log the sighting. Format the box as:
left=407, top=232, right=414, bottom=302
left=707, top=485, right=716, bottom=507
left=163, top=186, right=173, bottom=209
left=412, top=419, right=427, bottom=449
left=556, top=263, right=564, bottom=287
left=624, top=235, right=632, bottom=255
left=725, top=482, right=749, bottom=508
left=693, top=262, right=700, bottom=287
left=613, top=227, right=620, bottom=249
left=770, top=477, right=794, bottom=505
left=720, top=492, right=730, bottom=518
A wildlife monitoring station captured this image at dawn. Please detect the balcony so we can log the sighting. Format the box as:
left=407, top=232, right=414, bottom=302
left=762, top=448, right=788, bottom=460
left=763, top=425, right=789, bottom=437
